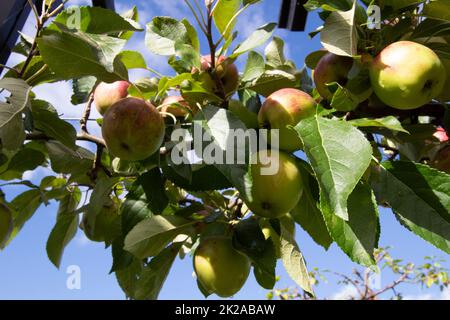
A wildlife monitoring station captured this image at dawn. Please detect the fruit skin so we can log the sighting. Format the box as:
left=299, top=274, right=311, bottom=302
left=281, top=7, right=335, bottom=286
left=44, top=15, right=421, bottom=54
left=369, top=41, right=446, bottom=110
left=313, top=52, right=354, bottom=100
left=258, top=88, right=316, bottom=152
left=81, top=199, right=121, bottom=243
left=434, top=127, right=449, bottom=143
left=94, top=81, right=130, bottom=115
left=194, top=236, right=251, bottom=297
left=160, top=96, right=197, bottom=117
left=102, top=97, right=165, bottom=161
left=247, top=150, right=303, bottom=218
left=436, top=59, right=450, bottom=102
left=199, top=55, right=239, bottom=96
left=0, top=203, right=13, bottom=249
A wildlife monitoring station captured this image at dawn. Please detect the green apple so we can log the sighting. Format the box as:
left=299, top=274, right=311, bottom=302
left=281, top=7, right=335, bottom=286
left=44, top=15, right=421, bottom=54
left=81, top=199, right=121, bottom=243
left=313, top=52, right=354, bottom=100
left=0, top=203, right=13, bottom=249
left=194, top=236, right=250, bottom=297
left=94, top=81, right=130, bottom=115
left=436, top=59, right=450, bottom=102
left=102, top=97, right=165, bottom=161
left=247, top=150, right=303, bottom=218
left=160, top=96, right=198, bottom=117
left=258, top=88, right=316, bottom=152
left=370, top=41, right=446, bottom=110
left=200, top=55, right=239, bottom=97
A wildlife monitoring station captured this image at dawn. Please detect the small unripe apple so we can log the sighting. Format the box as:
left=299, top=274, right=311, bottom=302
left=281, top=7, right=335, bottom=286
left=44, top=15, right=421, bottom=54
left=313, top=52, right=354, bottom=100
left=0, top=203, right=13, bottom=249
left=102, top=97, right=165, bottom=161
left=94, top=81, right=130, bottom=115
left=258, top=88, right=316, bottom=152
left=370, top=41, right=446, bottom=110
left=81, top=199, right=121, bottom=243
left=247, top=149, right=303, bottom=218
left=160, top=96, right=197, bottom=117
left=199, top=55, right=239, bottom=97
left=194, top=236, right=250, bottom=297
left=436, top=59, right=450, bottom=102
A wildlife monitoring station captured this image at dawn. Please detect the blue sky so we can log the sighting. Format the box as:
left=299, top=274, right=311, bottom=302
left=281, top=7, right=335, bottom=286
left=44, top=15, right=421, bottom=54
left=0, top=0, right=449, bottom=300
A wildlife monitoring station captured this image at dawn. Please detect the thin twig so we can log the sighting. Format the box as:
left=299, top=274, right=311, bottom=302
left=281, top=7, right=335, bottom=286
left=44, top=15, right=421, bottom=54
left=184, top=0, right=208, bottom=36
left=80, top=94, right=94, bottom=134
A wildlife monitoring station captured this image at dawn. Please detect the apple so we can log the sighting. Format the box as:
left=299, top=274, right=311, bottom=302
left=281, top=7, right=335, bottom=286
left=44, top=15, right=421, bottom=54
left=0, top=203, right=13, bottom=249
left=194, top=236, right=250, bottom=297
left=434, top=127, right=449, bottom=143
left=199, top=55, right=239, bottom=97
left=160, top=96, right=197, bottom=117
left=246, top=149, right=303, bottom=218
left=258, top=88, right=316, bottom=152
left=81, top=199, right=121, bottom=243
left=94, top=81, right=130, bottom=115
left=369, top=41, right=446, bottom=110
left=436, top=59, right=450, bottom=102
left=313, top=52, right=354, bottom=100
left=102, top=97, right=165, bottom=161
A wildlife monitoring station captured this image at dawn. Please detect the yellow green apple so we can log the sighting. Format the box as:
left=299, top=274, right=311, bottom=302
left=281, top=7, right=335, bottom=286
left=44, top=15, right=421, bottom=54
left=194, top=236, right=250, bottom=297
left=199, top=55, right=239, bottom=97
left=81, top=199, right=121, bottom=243
left=160, top=96, right=198, bottom=117
left=247, top=150, right=303, bottom=218
left=258, top=88, right=316, bottom=152
left=436, top=58, right=450, bottom=102
left=102, top=97, right=165, bottom=161
left=369, top=41, right=446, bottom=110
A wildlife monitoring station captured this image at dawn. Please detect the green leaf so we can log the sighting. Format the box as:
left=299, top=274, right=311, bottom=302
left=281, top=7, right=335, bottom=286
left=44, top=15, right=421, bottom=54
left=214, top=0, right=241, bottom=39
left=0, top=78, right=32, bottom=128
left=304, top=0, right=352, bottom=11
left=265, top=37, right=286, bottom=68
left=46, top=190, right=81, bottom=268
left=133, top=242, right=182, bottom=300
left=31, top=100, right=77, bottom=149
left=291, top=162, right=333, bottom=250
left=423, top=1, right=450, bottom=22
left=117, top=50, right=147, bottom=69
left=329, top=84, right=360, bottom=112
left=46, top=141, right=94, bottom=175
left=71, top=76, right=96, bottom=105
left=37, top=25, right=128, bottom=82
left=242, top=51, right=265, bottom=82
left=280, top=217, right=314, bottom=296
left=49, top=6, right=141, bottom=34
left=245, top=70, right=297, bottom=97
left=320, top=1, right=357, bottom=56
left=8, top=190, right=43, bottom=244
left=349, top=116, right=409, bottom=133
left=305, top=50, right=328, bottom=69
left=145, top=17, right=190, bottom=56
left=7, top=147, right=46, bottom=174
left=323, top=182, right=379, bottom=268
left=124, top=215, right=194, bottom=259
left=231, top=23, right=277, bottom=57
left=181, top=19, right=200, bottom=53
left=371, top=161, right=450, bottom=253
left=174, top=42, right=201, bottom=71
left=0, top=115, right=25, bottom=151
left=295, top=116, right=372, bottom=220
left=134, top=169, right=168, bottom=215
left=119, top=6, right=140, bottom=40
left=128, top=77, right=159, bottom=100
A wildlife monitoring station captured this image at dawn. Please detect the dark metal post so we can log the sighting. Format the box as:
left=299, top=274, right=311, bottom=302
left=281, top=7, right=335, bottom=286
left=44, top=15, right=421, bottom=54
left=279, top=0, right=308, bottom=32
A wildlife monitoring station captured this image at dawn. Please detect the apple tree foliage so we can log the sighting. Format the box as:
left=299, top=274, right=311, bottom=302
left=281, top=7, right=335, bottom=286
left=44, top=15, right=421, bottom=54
left=0, top=0, right=450, bottom=299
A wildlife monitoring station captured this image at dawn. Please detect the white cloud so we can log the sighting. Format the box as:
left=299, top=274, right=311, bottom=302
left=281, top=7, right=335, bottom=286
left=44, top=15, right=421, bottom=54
left=329, top=285, right=359, bottom=300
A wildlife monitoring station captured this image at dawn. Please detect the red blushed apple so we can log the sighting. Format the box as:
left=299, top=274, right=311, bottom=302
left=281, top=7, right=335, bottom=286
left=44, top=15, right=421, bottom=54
left=258, top=88, right=316, bottom=152
left=370, top=41, right=446, bottom=110
left=434, top=127, right=449, bottom=143
left=102, top=97, right=165, bottom=161
left=313, top=52, right=354, bottom=100
left=199, top=55, right=239, bottom=97
left=160, top=96, right=198, bottom=117
left=94, top=81, right=130, bottom=115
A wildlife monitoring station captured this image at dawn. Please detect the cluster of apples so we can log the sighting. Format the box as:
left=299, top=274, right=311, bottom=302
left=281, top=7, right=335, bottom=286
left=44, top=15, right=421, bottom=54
left=314, top=41, right=449, bottom=109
